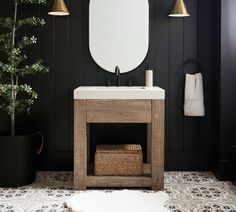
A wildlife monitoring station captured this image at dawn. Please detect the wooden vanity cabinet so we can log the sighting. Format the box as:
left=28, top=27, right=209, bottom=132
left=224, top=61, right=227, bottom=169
left=74, top=99, right=164, bottom=190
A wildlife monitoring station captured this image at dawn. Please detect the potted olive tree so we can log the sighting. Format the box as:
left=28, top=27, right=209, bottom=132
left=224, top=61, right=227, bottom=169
left=0, top=0, right=49, bottom=187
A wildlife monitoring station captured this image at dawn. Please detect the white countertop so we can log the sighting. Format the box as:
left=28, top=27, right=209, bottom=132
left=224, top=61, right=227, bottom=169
left=74, top=86, right=165, bottom=100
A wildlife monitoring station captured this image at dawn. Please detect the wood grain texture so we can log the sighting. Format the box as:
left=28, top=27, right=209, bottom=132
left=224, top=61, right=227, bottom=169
left=87, top=100, right=151, bottom=110
left=74, top=99, right=163, bottom=190
left=87, top=100, right=151, bottom=123
left=87, top=162, right=151, bottom=175
left=147, top=124, right=152, bottom=163
left=74, top=100, right=87, bottom=190
left=87, top=176, right=151, bottom=188
left=143, top=163, right=151, bottom=175
left=151, top=100, right=164, bottom=190
left=87, top=124, right=90, bottom=163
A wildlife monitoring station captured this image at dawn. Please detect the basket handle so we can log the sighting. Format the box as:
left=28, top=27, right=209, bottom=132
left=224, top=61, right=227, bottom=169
left=36, top=131, right=44, bottom=154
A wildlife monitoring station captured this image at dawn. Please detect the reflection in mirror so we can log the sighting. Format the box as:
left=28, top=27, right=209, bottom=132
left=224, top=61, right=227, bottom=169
left=89, top=0, right=149, bottom=73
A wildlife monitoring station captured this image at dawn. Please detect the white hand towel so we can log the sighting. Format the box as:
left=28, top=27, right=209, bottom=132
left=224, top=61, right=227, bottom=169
left=184, top=72, right=205, bottom=116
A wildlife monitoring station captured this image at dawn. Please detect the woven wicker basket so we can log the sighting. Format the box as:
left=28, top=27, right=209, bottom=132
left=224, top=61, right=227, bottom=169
left=94, top=144, right=143, bottom=176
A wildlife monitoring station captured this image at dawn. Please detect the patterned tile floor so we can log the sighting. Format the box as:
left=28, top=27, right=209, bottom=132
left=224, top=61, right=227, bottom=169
left=0, top=172, right=236, bottom=212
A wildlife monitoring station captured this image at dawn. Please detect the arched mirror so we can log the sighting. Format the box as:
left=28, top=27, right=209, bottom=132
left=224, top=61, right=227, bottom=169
left=89, top=0, right=149, bottom=73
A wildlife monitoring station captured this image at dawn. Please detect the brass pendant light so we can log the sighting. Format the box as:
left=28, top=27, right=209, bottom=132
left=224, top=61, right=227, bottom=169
left=169, top=0, right=190, bottom=17
left=48, top=0, right=70, bottom=16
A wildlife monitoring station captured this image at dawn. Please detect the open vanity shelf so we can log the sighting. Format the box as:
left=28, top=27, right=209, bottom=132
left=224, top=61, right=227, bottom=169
left=74, top=86, right=165, bottom=190
left=85, top=162, right=152, bottom=188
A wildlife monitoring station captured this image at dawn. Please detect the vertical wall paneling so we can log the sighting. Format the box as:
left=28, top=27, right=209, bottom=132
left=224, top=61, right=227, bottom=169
left=169, top=0, right=184, bottom=152
left=98, top=71, right=114, bottom=86
left=125, top=69, right=141, bottom=86
left=183, top=0, right=198, bottom=152
left=39, top=9, right=55, bottom=152
left=148, top=0, right=156, bottom=86
left=156, top=0, right=170, bottom=152
left=54, top=14, right=70, bottom=151
left=212, top=0, right=221, bottom=174
left=83, top=0, right=98, bottom=86
left=214, top=0, right=236, bottom=180
left=197, top=0, right=213, bottom=154
left=0, top=0, right=214, bottom=170
left=68, top=0, right=84, bottom=151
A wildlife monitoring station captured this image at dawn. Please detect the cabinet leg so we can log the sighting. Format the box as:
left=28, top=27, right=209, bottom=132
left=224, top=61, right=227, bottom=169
left=151, top=100, right=164, bottom=190
left=74, top=180, right=86, bottom=190
left=147, top=124, right=151, bottom=163
left=74, top=100, right=87, bottom=190
left=87, top=123, right=90, bottom=164
left=151, top=180, right=164, bottom=190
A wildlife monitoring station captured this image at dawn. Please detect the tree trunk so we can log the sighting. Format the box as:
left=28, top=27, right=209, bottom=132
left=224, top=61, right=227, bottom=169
left=10, top=1, right=18, bottom=136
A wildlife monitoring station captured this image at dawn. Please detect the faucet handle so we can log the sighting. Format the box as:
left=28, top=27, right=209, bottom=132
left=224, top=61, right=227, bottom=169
left=106, top=79, right=111, bottom=87
left=128, top=80, right=132, bottom=87
left=115, top=66, right=120, bottom=75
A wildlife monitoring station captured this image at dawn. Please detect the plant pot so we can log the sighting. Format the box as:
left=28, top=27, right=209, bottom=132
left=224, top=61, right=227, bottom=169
left=0, top=130, right=41, bottom=187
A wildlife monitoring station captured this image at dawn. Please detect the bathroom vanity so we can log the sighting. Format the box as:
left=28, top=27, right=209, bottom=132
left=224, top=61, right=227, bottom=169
left=74, top=86, right=165, bottom=190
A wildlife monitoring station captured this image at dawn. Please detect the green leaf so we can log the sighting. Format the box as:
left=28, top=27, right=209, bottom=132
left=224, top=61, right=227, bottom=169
left=0, top=17, right=13, bottom=30
left=0, top=0, right=49, bottom=120
left=0, top=62, right=16, bottom=73
left=20, top=59, right=49, bottom=75
left=6, top=48, right=26, bottom=69
left=0, top=33, right=12, bottom=52
left=17, top=36, right=37, bottom=50
left=0, top=83, right=38, bottom=115
left=17, top=0, right=48, bottom=5
left=0, top=84, right=13, bottom=99
left=17, top=17, right=45, bottom=28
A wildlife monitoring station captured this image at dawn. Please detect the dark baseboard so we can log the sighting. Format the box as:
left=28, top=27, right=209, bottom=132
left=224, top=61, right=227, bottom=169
left=165, top=152, right=213, bottom=171
left=213, top=159, right=233, bottom=181
left=214, top=146, right=236, bottom=181
left=37, top=152, right=213, bottom=171
left=37, top=152, right=73, bottom=171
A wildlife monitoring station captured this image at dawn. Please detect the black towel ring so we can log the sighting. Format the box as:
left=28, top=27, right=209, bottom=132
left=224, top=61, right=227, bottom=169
left=182, top=59, right=202, bottom=75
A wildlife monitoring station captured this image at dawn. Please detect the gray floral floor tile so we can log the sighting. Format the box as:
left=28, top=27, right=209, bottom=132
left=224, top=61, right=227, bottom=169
left=0, top=172, right=235, bottom=212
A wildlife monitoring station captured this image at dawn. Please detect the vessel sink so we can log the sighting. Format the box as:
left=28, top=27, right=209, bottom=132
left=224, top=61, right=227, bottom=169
left=74, top=86, right=165, bottom=99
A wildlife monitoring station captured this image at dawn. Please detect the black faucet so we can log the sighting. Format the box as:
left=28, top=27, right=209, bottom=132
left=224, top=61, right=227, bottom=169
left=115, top=66, right=121, bottom=86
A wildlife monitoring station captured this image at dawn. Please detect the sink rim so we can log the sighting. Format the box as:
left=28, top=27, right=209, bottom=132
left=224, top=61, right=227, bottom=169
left=77, top=86, right=162, bottom=90
left=74, top=86, right=165, bottom=100
left=90, top=86, right=145, bottom=90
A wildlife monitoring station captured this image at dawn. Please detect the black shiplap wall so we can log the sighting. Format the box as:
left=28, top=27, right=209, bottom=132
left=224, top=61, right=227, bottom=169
left=213, top=0, right=236, bottom=180
left=0, top=0, right=213, bottom=170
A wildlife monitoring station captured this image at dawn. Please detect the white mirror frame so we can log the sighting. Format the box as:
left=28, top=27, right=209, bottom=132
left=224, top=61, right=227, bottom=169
left=89, top=0, right=149, bottom=73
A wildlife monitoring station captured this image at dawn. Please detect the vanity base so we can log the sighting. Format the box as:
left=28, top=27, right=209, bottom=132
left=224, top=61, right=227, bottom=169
left=87, top=175, right=151, bottom=188
left=74, top=99, right=164, bottom=190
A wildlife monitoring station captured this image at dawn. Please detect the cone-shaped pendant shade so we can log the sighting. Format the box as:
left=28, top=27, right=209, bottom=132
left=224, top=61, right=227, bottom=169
left=169, top=0, right=190, bottom=17
left=48, top=0, right=69, bottom=16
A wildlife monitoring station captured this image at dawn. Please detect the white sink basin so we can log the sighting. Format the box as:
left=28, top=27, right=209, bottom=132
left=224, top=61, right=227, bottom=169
left=91, top=86, right=146, bottom=90
left=74, top=86, right=165, bottom=99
